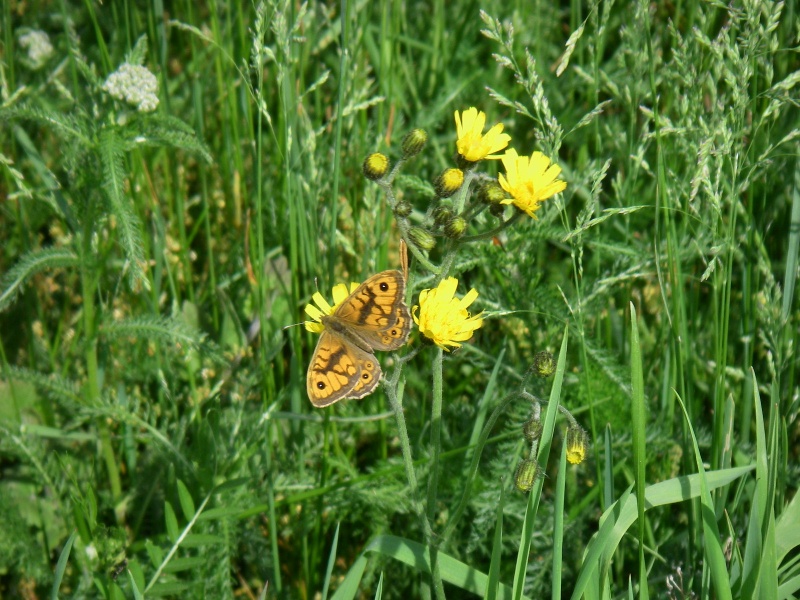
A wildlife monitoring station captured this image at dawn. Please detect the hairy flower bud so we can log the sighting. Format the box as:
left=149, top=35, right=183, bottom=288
left=478, top=181, right=507, bottom=205
left=408, top=227, right=436, bottom=251
left=566, top=426, right=589, bottom=465
left=523, top=418, right=543, bottom=443
left=434, top=168, right=464, bottom=198
left=432, top=205, right=454, bottom=228
left=532, top=351, right=556, bottom=378
left=514, top=459, right=542, bottom=492
left=363, top=153, right=390, bottom=181
left=444, top=216, right=467, bottom=239
left=401, top=128, right=428, bottom=158
left=395, top=199, right=413, bottom=217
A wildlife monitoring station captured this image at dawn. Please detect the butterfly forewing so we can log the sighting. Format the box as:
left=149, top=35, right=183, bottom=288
left=306, top=270, right=410, bottom=407
left=335, top=270, right=411, bottom=351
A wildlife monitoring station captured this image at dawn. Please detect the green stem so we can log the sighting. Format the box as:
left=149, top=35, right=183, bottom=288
left=384, top=364, right=430, bottom=536
left=425, top=347, right=444, bottom=526
left=80, top=229, right=122, bottom=502
left=460, top=210, right=524, bottom=243
left=426, top=347, right=445, bottom=600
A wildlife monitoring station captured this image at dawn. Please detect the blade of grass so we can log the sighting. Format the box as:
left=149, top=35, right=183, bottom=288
left=552, top=437, right=567, bottom=600
left=674, top=392, right=733, bottom=600
left=484, top=483, right=506, bottom=600
left=629, top=302, right=648, bottom=600
left=512, top=324, right=569, bottom=600
left=50, top=531, right=77, bottom=600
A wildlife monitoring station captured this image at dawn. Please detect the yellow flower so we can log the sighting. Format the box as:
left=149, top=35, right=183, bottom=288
left=363, top=153, right=390, bottom=180
left=412, top=277, right=483, bottom=350
left=455, top=107, right=511, bottom=162
left=498, top=149, right=567, bottom=219
left=304, top=281, right=360, bottom=333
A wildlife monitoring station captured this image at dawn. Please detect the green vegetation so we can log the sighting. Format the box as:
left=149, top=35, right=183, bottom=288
left=1, top=1, right=798, bottom=598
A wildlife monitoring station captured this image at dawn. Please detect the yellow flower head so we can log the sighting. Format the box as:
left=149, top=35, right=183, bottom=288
left=455, top=107, right=511, bottom=162
left=412, top=277, right=483, bottom=350
left=303, top=281, right=360, bottom=333
left=498, top=149, right=567, bottom=219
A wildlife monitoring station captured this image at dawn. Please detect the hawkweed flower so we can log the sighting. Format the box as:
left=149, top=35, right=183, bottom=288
left=498, top=149, right=567, bottom=219
left=455, top=107, right=511, bottom=163
left=303, top=281, right=360, bottom=333
left=413, top=277, right=483, bottom=350
left=363, top=152, right=390, bottom=180
left=103, top=63, right=160, bottom=112
left=18, top=29, right=54, bottom=69
left=434, top=168, right=465, bottom=198
left=566, top=425, right=589, bottom=464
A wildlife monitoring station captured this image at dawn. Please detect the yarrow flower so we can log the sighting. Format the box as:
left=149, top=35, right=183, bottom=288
left=413, top=277, right=483, bottom=350
left=18, top=30, right=53, bottom=69
left=304, top=281, right=360, bottom=333
left=454, top=107, right=511, bottom=162
left=102, top=63, right=160, bottom=112
left=498, top=149, right=567, bottom=219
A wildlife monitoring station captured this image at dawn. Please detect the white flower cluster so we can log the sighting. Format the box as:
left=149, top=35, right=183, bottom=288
left=102, top=63, right=159, bottom=113
left=18, top=30, right=54, bottom=69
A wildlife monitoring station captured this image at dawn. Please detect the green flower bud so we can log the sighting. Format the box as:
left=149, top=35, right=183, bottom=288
left=444, top=216, right=467, bottom=239
left=408, top=227, right=436, bottom=251
left=401, top=128, right=428, bottom=158
left=395, top=199, right=413, bottom=217
left=432, top=204, right=454, bottom=228
left=532, top=351, right=556, bottom=378
left=566, top=425, right=589, bottom=465
left=434, top=168, right=464, bottom=198
left=523, top=418, right=543, bottom=443
left=514, top=459, right=542, bottom=492
left=478, top=181, right=507, bottom=205
left=363, top=153, right=390, bottom=181
left=489, top=203, right=506, bottom=218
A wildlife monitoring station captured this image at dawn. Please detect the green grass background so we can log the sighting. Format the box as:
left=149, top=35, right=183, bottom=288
left=1, top=0, right=799, bottom=598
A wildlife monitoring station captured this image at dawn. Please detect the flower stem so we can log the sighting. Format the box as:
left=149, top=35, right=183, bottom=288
left=426, top=347, right=444, bottom=524
left=80, top=227, right=122, bottom=503
left=384, top=364, right=431, bottom=537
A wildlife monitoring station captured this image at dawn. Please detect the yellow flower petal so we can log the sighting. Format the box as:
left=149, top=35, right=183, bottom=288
left=412, top=277, right=483, bottom=350
left=454, top=107, right=511, bottom=163
left=303, top=280, right=362, bottom=333
left=497, top=149, right=566, bottom=219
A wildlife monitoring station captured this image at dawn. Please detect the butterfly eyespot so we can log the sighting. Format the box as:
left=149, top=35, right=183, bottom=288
left=379, top=282, right=389, bottom=291
left=362, top=373, right=370, bottom=380
left=390, top=329, right=397, bottom=335
left=317, top=382, right=326, bottom=390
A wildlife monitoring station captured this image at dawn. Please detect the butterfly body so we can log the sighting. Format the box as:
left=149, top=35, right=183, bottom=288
left=307, top=270, right=411, bottom=407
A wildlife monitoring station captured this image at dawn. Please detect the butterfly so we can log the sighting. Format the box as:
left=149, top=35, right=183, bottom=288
left=307, top=270, right=411, bottom=407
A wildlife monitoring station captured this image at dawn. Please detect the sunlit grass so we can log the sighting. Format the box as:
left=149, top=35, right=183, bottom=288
left=1, top=1, right=798, bottom=598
